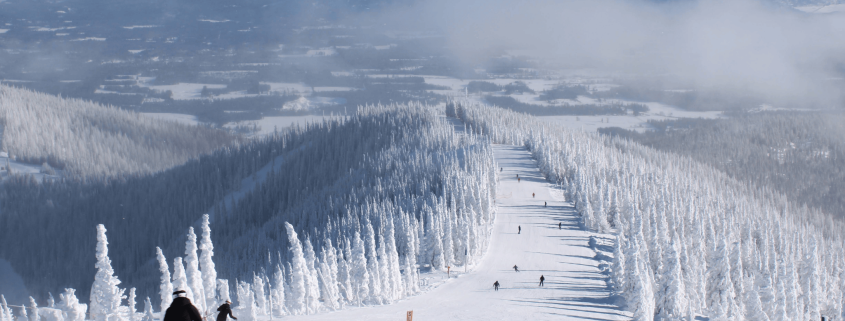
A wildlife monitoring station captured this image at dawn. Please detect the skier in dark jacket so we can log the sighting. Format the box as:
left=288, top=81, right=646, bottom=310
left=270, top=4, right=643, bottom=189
left=163, top=290, right=202, bottom=321
left=216, top=300, right=237, bottom=321
left=539, top=275, right=545, bottom=287
left=513, top=265, right=519, bottom=272
left=493, top=280, right=500, bottom=291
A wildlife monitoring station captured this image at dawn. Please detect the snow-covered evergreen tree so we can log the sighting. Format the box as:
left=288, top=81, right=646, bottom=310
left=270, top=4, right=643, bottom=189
left=184, top=227, right=207, bottom=315
left=283, top=223, right=308, bottom=315
left=155, top=247, right=173, bottom=314
left=89, top=225, right=123, bottom=321
left=199, top=214, right=217, bottom=308
left=57, top=289, right=86, bottom=321
left=171, top=257, right=193, bottom=304
left=349, top=231, right=370, bottom=306
left=28, top=297, right=39, bottom=321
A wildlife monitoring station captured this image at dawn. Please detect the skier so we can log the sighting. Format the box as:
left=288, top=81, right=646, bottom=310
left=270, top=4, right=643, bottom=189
left=558, top=222, right=561, bottom=230
left=500, top=167, right=503, bottom=172
left=539, top=275, right=545, bottom=287
left=163, top=290, right=202, bottom=321
left=216, top=300, right=237, bottom=321
left=532, top=193, right=535, bottom=198
left=544, top=201, right=547, bottom=207
left=518, top=177, right=521, bottom=183
left=493, top=281, right=500, bottom=291
left=513, top=265, right=519, bottom=272
left=518, top=225, right=521, bottom=234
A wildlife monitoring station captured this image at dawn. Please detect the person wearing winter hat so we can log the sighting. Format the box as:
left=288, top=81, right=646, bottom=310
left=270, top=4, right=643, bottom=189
left=163, top=290, right=202, bottom=321
left=216, top=300, right=237, bottom=321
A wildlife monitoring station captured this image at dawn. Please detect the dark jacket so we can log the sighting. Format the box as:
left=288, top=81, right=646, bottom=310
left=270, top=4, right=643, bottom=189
left=216, top=303, right=237, bottom=321
left=163, top=297, right=203, bottom=321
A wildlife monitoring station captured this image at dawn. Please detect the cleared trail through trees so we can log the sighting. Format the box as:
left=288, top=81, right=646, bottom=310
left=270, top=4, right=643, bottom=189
left=286, top=144, right=629, bottom=320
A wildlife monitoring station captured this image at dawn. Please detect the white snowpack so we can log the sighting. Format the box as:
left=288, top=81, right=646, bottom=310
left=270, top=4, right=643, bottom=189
left=141, top=113, right=201, bottom=126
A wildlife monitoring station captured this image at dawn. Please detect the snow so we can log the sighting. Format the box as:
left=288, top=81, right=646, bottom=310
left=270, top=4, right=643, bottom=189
left=261, top=82, right=312, bottom=95
left=0, top=29, right=7, bottom=34
left=128, top=50, right=144, bottom=54
left=141, top=113, right=201, bottom=126
left=70, top=37, right=106, bottom=41
left=283, top=144, right=629, bottom=320
left=198, top=19, right=230, bottom=23
left=142, top=83, right=226, bottom=100
left=122, top=25, right=157, bottom=29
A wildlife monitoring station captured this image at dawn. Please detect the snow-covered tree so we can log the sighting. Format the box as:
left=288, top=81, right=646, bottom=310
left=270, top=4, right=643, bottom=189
left=155, top=247, right=173, bottom=314
left=199, top=214, right=217, bottom=308
left=28, top=297, right=39, bottom=321
left=283, top=223, right=308, bottom=315
left=89, top=225, right=123, bottom=321
left=171, top=257, right=193, bottom=304
left=184, top=227, right=207, bottom=315
left=57, top=289, right=86, bottom=321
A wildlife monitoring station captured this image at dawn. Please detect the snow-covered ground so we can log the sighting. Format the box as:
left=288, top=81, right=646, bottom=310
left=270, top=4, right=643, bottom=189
left=141, top=113, right=201, bottom=126
left=283, top=144, right=629, bottom=320
left=224, top=115, right=334, bottom=137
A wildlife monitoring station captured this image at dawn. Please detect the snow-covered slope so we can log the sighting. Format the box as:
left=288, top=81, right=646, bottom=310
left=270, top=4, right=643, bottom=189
left=0, top=85, right=235, bottom=179
left=283, top=144, right=628, bottom=320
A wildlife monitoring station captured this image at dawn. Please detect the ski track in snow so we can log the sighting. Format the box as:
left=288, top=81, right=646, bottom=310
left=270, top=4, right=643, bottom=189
left=284, top=126, right=629, bottom=320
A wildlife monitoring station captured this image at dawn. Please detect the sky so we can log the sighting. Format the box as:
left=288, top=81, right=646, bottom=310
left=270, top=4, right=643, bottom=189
left=365, top=0, right=845, bottom=107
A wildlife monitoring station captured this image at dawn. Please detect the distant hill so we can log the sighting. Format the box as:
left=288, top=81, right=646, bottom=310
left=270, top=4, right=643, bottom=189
left=0, top=85, right=236, bottom=179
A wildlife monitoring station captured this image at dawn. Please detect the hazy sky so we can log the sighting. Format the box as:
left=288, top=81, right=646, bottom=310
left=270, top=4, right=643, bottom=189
left=372, top=0, right=845, bottom=107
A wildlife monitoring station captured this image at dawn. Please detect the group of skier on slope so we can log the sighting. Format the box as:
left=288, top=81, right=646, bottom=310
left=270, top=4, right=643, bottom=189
left=493, top=170, right=552, bottom=292
left=163, top=290, right=237, bottom=321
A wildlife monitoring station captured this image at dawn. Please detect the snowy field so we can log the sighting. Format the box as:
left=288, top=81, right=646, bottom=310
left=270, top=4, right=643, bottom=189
left=224, top=115, right=334, bottom=137
left=538, top=102, right=722, bottom=133
left=283, top=144, right=629, bottom=321
left=141, top=113, right=202, bottom=126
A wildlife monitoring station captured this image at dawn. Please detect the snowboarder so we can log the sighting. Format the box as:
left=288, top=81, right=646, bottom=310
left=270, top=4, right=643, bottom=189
left=513, top=265, right=519, bottom=272
left=493, top=281, right=500, bottom=291
left=518, top=225, right=521, bottom=234
left=558, top=222, right=561, bottom=230
left=163, top=290, right=202, bottom=321
left=216, top=301, right=237, bottom=321
left=539, top=275, right=545, bottom=287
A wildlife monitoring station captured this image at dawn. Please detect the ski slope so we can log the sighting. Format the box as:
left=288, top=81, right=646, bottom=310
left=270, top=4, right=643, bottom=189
left=284, top=144, right=630, bottom=320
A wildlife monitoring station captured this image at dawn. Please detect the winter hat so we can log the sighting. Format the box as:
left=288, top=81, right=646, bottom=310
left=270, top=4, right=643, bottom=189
left=173, top=290, right=187, bottom=297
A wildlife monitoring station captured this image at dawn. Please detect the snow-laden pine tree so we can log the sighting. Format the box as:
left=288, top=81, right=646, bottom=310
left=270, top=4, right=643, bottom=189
left=171, top=257, right=193, bottom=304
left=236, top=281, right=256, bottom=321
left=271, top=265, right=286, bottom=316
left=27, top=297, right=38, bottom=321
left=801, top=236, right=821, bottom=321
left=252, top=274, right=266, bottom=316
left=745, top=273, right=770, bottom=321
left=349, top=231, right=370, bottom=306
left=184, top=227, right=207, bottom=315
left=283, top=223, right=308, bottom=315
left=89, top=225, right=124, bottom=321
left=199, top=214, right=217, bottom=308
left=217, top=280, right=230, bottom=305
left=58, top=289, right=86, bottom=321
left=655, top=239, right=687, bottom=320
left=127, top=288, right=136, bottom=321
left=363, top=220, right=382, bottom=304
left=142, top=298, right=154, bottom=321
left=0, top=295, right=8, bottom=321
left=301, top=237, right=321, bottom=313
left=155, top=247, right=173, bottom=314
